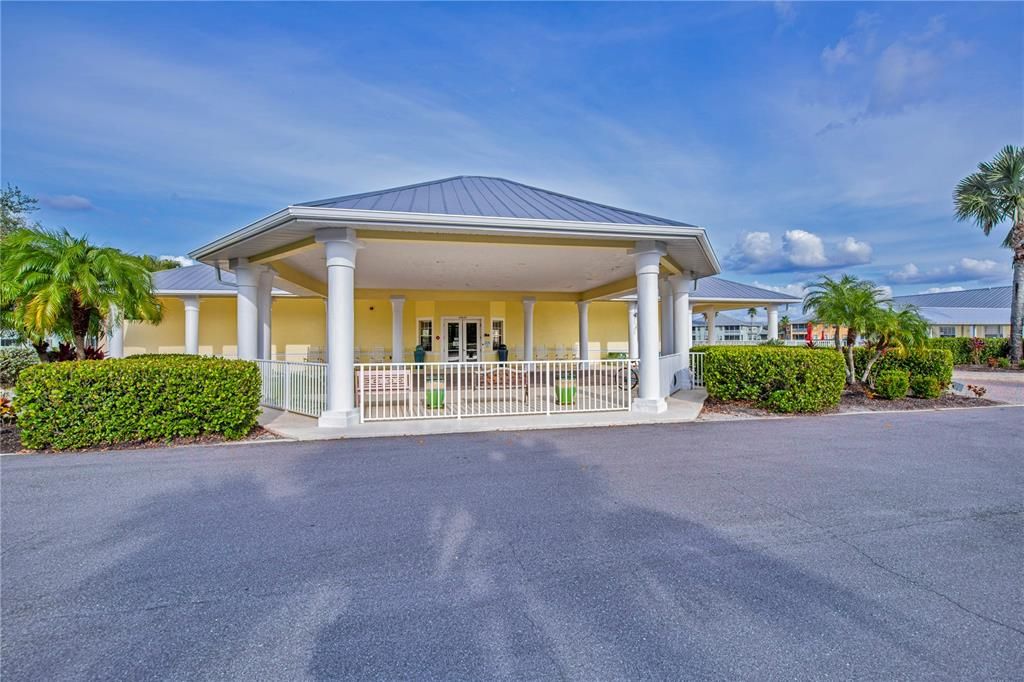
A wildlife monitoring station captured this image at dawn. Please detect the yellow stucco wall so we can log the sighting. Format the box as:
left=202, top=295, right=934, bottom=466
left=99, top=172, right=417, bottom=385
left=125, top=294, right=632, bottom=360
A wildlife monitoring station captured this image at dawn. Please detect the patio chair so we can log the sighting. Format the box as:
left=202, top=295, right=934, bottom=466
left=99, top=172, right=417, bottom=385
left=369, top=346, right=386, bottom=363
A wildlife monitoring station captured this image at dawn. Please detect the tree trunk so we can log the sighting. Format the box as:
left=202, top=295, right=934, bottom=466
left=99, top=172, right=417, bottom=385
left=833, top=325, right=841, bottom=351
left=69, top=295, right=91, bottom=361
left=861, top=349, right=884, bottom=386
left=1010, top=223, right=1023, bottom=364
left=32, top=341, right=49, bottom=363
left=843, top=345, right=856, bottom=385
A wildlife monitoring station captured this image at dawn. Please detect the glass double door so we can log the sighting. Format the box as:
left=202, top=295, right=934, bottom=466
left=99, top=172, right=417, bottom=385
left=444, top=318, right=482, bottom=362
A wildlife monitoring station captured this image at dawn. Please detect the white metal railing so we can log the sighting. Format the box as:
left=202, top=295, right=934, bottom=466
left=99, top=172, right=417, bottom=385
left=689, top=352, right=705, bottom=387
left=255, top=359, right=328, bottom=418
left=356, top=359, right=632, bottom=422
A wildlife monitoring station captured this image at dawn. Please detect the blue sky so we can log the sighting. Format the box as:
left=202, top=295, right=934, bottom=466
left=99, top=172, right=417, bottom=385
left=2, top=1, right=1021, bottom=296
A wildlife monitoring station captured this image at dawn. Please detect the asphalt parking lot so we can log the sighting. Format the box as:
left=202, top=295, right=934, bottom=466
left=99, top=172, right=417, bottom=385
left=2, top=406, right=1022, bottom=680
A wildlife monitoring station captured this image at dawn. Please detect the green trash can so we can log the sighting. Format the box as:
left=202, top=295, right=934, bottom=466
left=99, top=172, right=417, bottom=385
left=414, top=344, right=426, bottom=364
left=425, top=378, right=445, bottom=409
left=555, top=378, right=577, bottom=405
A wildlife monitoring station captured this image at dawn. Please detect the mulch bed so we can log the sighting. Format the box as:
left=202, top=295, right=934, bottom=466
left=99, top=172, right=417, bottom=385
left=700, top=390, right=1002, bottom=420
left=0, top=425, right=278, bottom=455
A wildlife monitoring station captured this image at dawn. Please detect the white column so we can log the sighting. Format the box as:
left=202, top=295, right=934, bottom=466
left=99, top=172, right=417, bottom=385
left=522, top=297, right=536, bottom=363
left=316, top=227, right=360, bottom=428
left=107, top=304, right=124, bottom=358
left=627, top=301, right=638, bottom=359
left=257, top=269, right=275, bottom=360
left=670, top=275, right=693, bottom=385
left=767, top=304, right=779, bottom=341
left=390, top=295, right=406, bottom=363
left=577, top=300, right=590, bottom=361
left=633, top=240, right=667, bottom=413
left=234, top=261, right=260, bottom=361
left=659, top=277, right=674, bottom=355
left=704, top=309, right=718, bottom=345
left=183, top=296, right=200, bottom=355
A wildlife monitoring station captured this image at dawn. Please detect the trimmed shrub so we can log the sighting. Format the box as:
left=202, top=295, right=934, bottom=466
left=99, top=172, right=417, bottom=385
left=997, top=357, right=1011, bottom=369
left=875, top=369, right=910, bottom=400
left=925, top=337, right=1008, bottom=365
left=854, top=347, right=953, bottom=389
left=909, top=374, right=942, bottom=399
left=703, top=346, right=846, bottom=413
left=0, top=347, right=39, bottom=388
left=15, top=356, right=260, bottom=450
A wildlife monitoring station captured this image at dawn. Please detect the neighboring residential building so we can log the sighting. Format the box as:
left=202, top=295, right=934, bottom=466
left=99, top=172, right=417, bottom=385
left=116, top=176, right=796, bottom=427
left=890, top=286, right=1013, bottom=339
left=692, top=313, right=766, bottom=343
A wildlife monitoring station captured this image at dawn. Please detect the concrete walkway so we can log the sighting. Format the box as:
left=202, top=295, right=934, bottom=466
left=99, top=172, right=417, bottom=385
left=953, top=369, right=1024, bottom=405
left=260, top=389, right=707, bottom=441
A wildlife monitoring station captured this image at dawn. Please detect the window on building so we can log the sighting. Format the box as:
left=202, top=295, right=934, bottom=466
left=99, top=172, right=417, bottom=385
left=984, top=325, right=1003, bottom=338
left=417, top=319, right=433, bottom=351
left=723, top=325, right=741, bottom=341
left=491, top=318, right=505, bottom=350
left=938, top=326, right=956, bottom=338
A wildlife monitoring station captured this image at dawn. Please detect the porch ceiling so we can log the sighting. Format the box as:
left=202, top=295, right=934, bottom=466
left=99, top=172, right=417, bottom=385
left=277, top=239, right=637, bottom=293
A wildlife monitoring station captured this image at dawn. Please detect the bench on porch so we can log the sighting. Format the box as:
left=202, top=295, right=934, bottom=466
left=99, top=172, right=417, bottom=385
left=357, top=368, right=413, bottom=410
left=472, top=366, right=530, bottom=402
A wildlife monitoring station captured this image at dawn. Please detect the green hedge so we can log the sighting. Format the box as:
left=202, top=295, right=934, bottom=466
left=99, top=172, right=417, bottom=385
left=924, top=337, right=1008, bottom=365
left=15, top=356, right=261, bottom=450
left=703, top=346, right=846, bottom=413
left=875, top=369, right=909, bottom=400
left=910, top=374, right=942, bottom=399
left=0, top=347, right=39, bottom=388
left=853, top=348, right=953, bottom=388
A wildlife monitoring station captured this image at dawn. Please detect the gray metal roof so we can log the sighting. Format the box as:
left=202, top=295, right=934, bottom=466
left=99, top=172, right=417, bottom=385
left=152, top=264, right=288, bottom=295
left=297, top=176, right=693, bottom=227
left=692, top=313, right=754, bottom=327
left=691, top=277, right=801, bottom=302
left=891, top=286, right=1011, bottom=309
left=913, top=307, right=1010, bottom=325
left=152, top=264, right=239, bottom=293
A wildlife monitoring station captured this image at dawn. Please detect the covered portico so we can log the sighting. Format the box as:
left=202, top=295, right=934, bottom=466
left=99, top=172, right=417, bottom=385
left=188, top=176, right=721, bottom=428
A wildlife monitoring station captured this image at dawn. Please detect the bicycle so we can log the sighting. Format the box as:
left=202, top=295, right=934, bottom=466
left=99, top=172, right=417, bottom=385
left=616, top=361, right=639, bottom=391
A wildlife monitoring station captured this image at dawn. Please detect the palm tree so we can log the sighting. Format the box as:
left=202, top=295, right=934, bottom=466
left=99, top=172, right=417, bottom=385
left=1, top=227, right=162, bottom=359
left=954, top=144, right=1024, bottom=363
left=779, top=314, right=791, bottom=340
left=803, top=274, right=888, bottom=384
left=859, top=305, right=930, bottom=385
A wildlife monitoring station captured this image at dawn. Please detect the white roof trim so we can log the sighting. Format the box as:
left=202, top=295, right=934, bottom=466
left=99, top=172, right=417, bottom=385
left=188, top=206, right=722, bottom=277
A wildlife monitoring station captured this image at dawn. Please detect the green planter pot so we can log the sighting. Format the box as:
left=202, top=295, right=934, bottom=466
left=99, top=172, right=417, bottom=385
left=425, top=380, right=446, bottom=409
left=555, top=378, right=577, bottom=405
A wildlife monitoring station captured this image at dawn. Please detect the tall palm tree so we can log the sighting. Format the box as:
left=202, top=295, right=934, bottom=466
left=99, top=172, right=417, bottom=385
left=803, top=274, right=888, bottom=384
left=1, top=227, right=162, bottom=359
left=954, top=144, right=1024, bottom=363
left=859, top=305, right=930, bottom=385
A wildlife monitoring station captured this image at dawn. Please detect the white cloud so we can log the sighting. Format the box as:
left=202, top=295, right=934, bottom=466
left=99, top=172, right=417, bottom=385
left=822, top=38, right=856, bottom=72
left=751, top=280, right=808, bottom=299
left=888, top=257, right=1007, bottom=284
left=921, top=285, right=965, bottom=294
left=727, top=229, right=873, bottom=273
left=871, top=42, right=940, bottom=113
left=784, top=229, right=829, bottom=267
left=835, top=236, right=873, bottom=263
left=40, top=194, right=94, bottom=211
left=158, top=255, right=195, bottom=267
